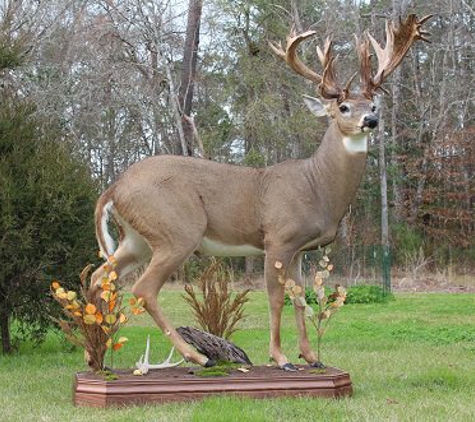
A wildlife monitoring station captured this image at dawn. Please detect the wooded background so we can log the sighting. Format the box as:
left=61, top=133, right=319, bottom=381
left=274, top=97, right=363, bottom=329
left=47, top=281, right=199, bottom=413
left=1, top=0, right=474, bottom=273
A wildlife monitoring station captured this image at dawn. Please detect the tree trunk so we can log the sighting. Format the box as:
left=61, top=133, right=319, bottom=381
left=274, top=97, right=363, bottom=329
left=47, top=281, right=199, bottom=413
left=378, top=100, right=391, bottom=293
left=244, top=257, right=254, bottom=287
left=178, top=0, right=203, bottom=156
left=390, top=0, right=409, bottom=223
left=369, top=7, right=390, bottom=249
left=378, top=101, right=390, bottom=248
left=0, top=308, right=11, bottom=354
left=291, top=0, right=303, bottom=33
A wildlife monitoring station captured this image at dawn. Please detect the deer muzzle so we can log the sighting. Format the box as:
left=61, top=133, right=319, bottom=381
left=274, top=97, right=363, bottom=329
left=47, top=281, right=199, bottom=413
left=362, top=115, right=379, bottom=130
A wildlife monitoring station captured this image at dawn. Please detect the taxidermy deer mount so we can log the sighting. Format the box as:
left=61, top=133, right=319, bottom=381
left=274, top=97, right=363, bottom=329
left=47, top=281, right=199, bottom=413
left=89, top=14, right=431, bottom=371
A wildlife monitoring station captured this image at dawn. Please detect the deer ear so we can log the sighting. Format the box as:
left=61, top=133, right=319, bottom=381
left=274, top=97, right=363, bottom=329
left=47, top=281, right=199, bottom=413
left=302, top=95, right=329, bottom=117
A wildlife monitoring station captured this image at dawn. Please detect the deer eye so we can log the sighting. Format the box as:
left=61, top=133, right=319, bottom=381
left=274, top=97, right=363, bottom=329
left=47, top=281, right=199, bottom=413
left=339, top=105, right=349, bottom=113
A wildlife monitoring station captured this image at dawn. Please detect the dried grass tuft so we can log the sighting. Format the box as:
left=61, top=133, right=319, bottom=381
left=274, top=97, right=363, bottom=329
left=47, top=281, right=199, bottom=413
left=183, top=259, right=250, bottom=340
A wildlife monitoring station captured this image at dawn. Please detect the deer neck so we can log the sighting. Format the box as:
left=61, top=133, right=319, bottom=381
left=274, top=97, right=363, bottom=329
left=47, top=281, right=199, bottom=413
left=308, top=121, right=368, bottom=219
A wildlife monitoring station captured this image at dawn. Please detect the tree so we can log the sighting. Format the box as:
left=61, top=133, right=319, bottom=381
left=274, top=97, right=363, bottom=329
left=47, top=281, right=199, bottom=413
left=178, top=0, right=203, bottom=156
left=0, top=101, right=98, bottom=354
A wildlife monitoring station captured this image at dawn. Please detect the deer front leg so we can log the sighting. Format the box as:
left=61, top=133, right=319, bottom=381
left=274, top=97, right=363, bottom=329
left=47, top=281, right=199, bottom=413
left=265, top=251, right=295, bottom=370
left=289, top=253, right=319, bottom=366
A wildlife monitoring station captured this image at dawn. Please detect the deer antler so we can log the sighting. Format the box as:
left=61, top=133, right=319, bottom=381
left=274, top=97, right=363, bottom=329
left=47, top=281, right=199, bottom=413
left=269, top=27, right=322, bottom=84
left=359, top=14, right=433, bottom=97
left=316, top=38, right=346, bottom=100
left=270, top=28, right=349, bottom=101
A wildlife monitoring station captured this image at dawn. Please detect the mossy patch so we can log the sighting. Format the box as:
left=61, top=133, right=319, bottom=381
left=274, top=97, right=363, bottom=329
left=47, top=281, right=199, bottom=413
left=96, top=370, right=119, bottom=381
left=194, top=361, right=245, bottom=377
left=194, top=368, right=230, bottom=377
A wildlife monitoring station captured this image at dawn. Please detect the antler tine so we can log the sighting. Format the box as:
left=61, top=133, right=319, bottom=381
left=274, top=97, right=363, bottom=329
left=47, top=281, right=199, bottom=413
left=316, top=37, right=332, bottom=67
left=269, top=28, right=322, bottom=84
left=356, top=35, right=376, bottom=99
left=365, top=14, right=433, bottom=94
left=316, top=38, right=345, bottom=100
left=343, top=71, right=359, bottom=98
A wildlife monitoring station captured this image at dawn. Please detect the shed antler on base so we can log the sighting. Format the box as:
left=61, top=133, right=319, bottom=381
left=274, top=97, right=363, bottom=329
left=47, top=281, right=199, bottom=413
left=135, top=336, right=184, bottom=374
left=89, top=15, right=431, bottom=370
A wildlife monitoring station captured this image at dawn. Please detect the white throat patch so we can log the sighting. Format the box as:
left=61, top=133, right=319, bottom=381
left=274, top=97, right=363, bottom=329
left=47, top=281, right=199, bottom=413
left=343, top=134, right=368, bottom=154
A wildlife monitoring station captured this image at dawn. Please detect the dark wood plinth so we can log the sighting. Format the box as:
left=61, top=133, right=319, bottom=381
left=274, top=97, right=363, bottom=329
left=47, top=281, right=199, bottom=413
left=74, top=365, right=352, bottom=407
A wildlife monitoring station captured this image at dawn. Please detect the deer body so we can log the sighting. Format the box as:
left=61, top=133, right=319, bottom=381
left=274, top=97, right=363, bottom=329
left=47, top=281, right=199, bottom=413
left=99, top=121, right=366, bottom=260
left=90, top=14, right=431, bottom=370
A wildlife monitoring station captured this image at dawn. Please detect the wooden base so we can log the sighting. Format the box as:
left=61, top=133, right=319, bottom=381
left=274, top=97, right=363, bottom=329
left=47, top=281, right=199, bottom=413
left=73, top=365, right=352, bottom=407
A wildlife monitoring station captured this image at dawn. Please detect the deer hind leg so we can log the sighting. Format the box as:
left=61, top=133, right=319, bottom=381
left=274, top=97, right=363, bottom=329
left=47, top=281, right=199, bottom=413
left=265, top=249, right=295, bottom=369
left=289, top=253, right=319, bottom=366
left=89, top=227, right=151, bottom=304
left=131, top=246, right=212, bottom=367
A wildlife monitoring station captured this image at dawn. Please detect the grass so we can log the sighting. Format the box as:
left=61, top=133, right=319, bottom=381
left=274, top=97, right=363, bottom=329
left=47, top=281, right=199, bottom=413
left=1, top=291, right=475, bottom=421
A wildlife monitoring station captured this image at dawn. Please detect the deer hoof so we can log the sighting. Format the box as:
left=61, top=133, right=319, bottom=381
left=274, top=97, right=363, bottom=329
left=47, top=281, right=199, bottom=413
left=204, top=359, right=216, bottom=368
left=280, top=363, right=297, bottom=372
left=310, top=361, right=326, bottom=369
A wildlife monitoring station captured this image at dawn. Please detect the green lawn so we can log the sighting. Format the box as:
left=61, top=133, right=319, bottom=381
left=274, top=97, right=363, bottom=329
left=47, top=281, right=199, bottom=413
left=1, top=291, right=475, bottom=421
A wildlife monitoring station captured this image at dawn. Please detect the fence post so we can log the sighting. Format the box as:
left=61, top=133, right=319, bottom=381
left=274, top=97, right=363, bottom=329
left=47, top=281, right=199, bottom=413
left=382, top=245, right=392, bottom=295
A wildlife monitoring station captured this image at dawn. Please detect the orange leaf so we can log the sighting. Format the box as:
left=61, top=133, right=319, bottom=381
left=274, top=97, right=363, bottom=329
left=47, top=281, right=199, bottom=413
left=119, top=313, right=128, bottom=324
left=85, top=303, right=97, bottom=315
left=108, top=300, right=116, bottom=312
left=95, top=312, right=103, bottom=324
left=113, top=343, right=123, bottom=351
left=73, top=311, right=82, bottom=317
left=109, top=271, right=118, bottom=281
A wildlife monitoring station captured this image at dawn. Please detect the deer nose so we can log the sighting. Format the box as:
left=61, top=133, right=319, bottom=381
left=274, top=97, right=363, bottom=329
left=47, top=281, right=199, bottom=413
left=363, top=115, right=379, bottom=129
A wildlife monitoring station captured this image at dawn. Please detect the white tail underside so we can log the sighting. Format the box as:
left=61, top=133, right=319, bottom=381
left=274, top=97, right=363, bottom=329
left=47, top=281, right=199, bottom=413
left=100, top=200, right=116, bottom=258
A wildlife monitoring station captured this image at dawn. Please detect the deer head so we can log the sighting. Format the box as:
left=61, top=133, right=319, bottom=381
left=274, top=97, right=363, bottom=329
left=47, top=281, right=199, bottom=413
left=269, top=14, right=432, bottom=139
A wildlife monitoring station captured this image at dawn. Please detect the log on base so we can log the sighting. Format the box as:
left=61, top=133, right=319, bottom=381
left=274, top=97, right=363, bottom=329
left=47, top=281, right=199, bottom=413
left=176, top=326, right=252, bottom=365
left=73, top=365, right=352, bottom=407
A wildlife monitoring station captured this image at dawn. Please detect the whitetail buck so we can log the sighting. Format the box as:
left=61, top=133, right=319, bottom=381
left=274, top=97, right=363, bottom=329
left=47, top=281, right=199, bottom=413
left=90, top=14, right=431, bottom=371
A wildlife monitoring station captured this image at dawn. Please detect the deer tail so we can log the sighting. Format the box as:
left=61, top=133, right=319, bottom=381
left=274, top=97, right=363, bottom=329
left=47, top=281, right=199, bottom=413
left=95, top=194, right=116, bottom=261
